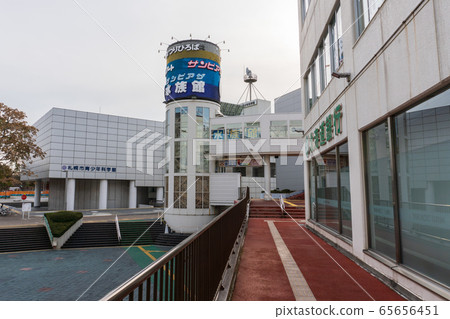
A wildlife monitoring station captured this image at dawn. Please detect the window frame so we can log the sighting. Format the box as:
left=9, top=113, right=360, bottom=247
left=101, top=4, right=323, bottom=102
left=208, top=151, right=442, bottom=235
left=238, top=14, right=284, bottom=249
left=309, top=140, right=352, bottom=240
left=363, top=86, right=450, bottom=284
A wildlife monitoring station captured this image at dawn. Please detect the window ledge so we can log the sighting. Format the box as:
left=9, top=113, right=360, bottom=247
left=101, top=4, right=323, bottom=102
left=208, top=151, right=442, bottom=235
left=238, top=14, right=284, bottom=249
left=364, top=249, right=450, bottom=300
left=307, top=219, right=353, bottom=246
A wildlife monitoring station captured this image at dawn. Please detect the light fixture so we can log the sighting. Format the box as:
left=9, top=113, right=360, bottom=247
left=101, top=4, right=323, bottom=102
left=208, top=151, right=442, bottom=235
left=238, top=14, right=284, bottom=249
left=331, top=72, right=351, bottom=83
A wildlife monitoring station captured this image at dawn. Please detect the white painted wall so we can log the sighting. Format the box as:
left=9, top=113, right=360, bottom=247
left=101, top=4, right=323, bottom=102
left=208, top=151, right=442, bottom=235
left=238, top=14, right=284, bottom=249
left=300, top=0, right=450, bottom=300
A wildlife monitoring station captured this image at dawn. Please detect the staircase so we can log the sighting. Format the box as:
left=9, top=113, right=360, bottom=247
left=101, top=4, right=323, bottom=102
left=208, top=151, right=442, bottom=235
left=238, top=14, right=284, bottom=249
left=62, top=220, right=183, bottom=249
left=287, top=191, right=305, bottom=200
left=119, top=221, right=165, bottom=246
left=0, top=226, right=52, bottom=253
left=62, top=222, right=119, bottom=248
left=249, top=199, right=305, bottom=219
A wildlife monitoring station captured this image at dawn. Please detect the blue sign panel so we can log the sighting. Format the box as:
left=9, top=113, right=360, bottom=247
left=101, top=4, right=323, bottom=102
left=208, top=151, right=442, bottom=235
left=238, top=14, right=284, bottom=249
left=165, top=58, right=221, bottom=103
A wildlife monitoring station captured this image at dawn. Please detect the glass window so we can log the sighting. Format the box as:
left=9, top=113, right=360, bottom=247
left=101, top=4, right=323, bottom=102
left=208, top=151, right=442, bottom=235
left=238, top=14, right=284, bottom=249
left=173, top=176, right=187, bottom=209
left=211, top=124, right=225, bottom=139
left=339, top=143, right=352, bottom=239
left=356, top=0, right=385, bottom=37
left=165, top=109, right=170, bottom=137
left=196, top=107, right=210, bottom=138
left=195, top=176, right=209, bottom=209
left=175, top=107, right=188, bottom=139
left=364, top=121, right=396, bottom=259
left=270, top=121, right=288, bottom=138
left=314, top=56, right=321, bottom=99
left=317, top=149, right=340, bottom=232
left=302, top=0, right=311, bottom=21
left=305, top=72, right=313, bottom=114
left=233, top=166, right=246, bottom=176
left=323, top=32, right=332, bottom=85
left=309, top=160, right=317, bottom=220
left=227, top=123, right=242, bottom=139
left=336, top=7, right=343, bottom=67
left=164, top=176, right=169, bottom=208
left=289, top=120, right=303, bottom=138
left=252, top=166, right=264, bottom=178
left=244, top=122, right=261, bottom=139
left=395, top=88, right=450, bottom=286
left=310, top=142, right=352, bottom=238
left=165, top=142, right=169, bottom=174
left=196, top=144, right=209, bottom=173
left=174, top=141, right=187, bottom=173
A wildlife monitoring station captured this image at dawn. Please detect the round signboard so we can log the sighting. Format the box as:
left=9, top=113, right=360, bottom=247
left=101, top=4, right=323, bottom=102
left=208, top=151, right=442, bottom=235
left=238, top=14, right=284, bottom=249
left=21, top=195, right=27, bottom=200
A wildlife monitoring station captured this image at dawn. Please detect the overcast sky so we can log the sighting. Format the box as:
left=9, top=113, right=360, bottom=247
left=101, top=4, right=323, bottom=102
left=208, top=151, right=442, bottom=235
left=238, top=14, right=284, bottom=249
left=0, top=0, right=300, bottom=124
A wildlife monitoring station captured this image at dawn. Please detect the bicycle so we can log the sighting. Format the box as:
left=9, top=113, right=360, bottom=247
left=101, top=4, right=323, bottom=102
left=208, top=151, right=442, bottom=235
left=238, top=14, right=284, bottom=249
left=0, top=204, right=12, bottom=216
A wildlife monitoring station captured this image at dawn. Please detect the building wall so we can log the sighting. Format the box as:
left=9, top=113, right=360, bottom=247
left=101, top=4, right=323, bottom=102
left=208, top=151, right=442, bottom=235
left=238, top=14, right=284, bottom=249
left=275, top=88, right=302, bottom=114
left=24, top=108, right=165, bottom=187
left=300, top=0, right=450, bottom=300
left=48, top=179, right=65, bottom=211
left=275, top=156, right=304, bottom=191
left=25, top=108, right=165, bottom=210
left=274, top=88, right=304, bottom=192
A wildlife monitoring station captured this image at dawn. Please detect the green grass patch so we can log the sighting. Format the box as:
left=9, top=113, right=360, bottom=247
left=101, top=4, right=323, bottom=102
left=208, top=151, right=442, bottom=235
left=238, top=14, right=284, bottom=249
left=44, top=211, right=83, bottom=237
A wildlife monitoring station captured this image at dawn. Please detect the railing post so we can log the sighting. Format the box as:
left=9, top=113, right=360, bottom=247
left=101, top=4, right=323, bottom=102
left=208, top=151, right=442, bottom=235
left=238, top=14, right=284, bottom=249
left=101, top=187, right=250, bottom=301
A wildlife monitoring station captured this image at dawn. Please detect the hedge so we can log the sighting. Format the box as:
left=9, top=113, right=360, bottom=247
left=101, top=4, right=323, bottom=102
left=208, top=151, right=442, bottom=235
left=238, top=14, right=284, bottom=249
left=44, top=211, right=83, bottom=238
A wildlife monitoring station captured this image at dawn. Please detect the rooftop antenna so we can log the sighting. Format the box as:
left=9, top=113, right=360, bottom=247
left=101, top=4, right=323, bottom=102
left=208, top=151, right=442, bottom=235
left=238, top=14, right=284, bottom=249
left=171, top=36, right=179, bottom=41
left=244, top=67, right=258, bottom=101
left=204, top=35, right=211, bottom=41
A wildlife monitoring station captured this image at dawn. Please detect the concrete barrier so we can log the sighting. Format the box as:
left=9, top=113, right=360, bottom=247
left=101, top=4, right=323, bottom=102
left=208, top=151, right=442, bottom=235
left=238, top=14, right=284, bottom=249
left=52, top=218, right=83, bottom=249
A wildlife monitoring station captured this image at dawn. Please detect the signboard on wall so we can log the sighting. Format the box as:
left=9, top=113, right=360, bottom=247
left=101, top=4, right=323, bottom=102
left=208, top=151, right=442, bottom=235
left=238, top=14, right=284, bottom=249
left=164, top=40, right=221, bottom=103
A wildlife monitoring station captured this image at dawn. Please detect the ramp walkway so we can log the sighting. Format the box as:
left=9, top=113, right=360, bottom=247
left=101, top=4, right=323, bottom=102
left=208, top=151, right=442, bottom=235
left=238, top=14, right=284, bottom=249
left=232, top=201, right=406, bottom=301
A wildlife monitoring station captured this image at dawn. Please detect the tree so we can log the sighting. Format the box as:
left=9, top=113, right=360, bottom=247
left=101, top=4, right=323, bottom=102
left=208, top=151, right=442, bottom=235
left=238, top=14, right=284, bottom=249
left=0, top=102, right=45, bottom=188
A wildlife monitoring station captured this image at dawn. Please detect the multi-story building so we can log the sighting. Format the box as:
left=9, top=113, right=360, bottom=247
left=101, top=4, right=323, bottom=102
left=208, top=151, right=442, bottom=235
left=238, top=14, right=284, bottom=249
left=22, top=108, right=165, bottom=210
left=274, top=88, right=305, bottom=192
left=300, top=0, right=449, bottom=300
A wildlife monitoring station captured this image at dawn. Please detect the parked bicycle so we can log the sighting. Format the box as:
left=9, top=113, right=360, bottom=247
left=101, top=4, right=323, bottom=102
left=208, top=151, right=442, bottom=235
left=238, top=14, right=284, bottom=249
left=0, top=203, right=12, bottom=216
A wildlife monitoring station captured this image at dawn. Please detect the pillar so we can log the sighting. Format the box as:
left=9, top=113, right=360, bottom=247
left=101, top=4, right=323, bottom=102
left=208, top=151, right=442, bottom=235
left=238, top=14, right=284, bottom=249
left=99, top=179, right=108, bottom=209
left=66, top=178, right=75, bottom=211
left=129, top=180, right=137, bottom=208
left=34, top=180, right=42, bottom=208
left=156, top=187, right=164, bottom=205
left=264, top=155, right=271, bottom=200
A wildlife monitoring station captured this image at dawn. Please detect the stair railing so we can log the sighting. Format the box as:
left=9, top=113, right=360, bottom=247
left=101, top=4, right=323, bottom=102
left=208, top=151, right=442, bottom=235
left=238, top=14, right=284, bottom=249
left=43, top=215, right=54, bottom=244
left=102, top=187, right=250, bottom=301
left=115, top=214, right=121, bottom=242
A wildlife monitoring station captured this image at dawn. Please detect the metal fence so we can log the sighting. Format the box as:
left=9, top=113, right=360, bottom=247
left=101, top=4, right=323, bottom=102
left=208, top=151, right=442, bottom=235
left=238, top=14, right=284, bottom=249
left=101, top=187, right=249, bottom=301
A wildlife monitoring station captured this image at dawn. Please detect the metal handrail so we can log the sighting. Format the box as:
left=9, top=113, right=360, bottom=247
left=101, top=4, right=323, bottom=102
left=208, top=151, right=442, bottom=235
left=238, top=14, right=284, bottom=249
left=115, top=214, right=121, bottom=242
left=102, top=187, right=250, bottom=301
left=43, top=215, right=54, bottom=243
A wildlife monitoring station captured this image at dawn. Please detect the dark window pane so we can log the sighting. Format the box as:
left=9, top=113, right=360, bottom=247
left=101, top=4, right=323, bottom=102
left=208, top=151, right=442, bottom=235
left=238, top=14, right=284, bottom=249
left=365, top=121, right=396, bottom=259
left=339, top=143, right=352, bottom=239
left=317, top=149, right=339, bottom=232
left=395, top=88, right=450, bottom=286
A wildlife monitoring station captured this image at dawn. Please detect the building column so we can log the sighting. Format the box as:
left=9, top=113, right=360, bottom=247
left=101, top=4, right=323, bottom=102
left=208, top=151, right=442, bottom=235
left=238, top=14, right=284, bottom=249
left=66, top=179, right=75, bottom=211
left=34, top=180, right=42, bottom=208
left=99, top=179, right=108, bottom=210
left=264, top=155, right=271, bottom=200
left=156, top=187, right=164, bottom=205
left=129, top=180, right=137, bottom=208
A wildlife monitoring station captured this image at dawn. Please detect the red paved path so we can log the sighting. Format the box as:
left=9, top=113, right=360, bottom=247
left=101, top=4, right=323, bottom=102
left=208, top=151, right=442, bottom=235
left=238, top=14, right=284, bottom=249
left=232, top=218, right=405, bottom=301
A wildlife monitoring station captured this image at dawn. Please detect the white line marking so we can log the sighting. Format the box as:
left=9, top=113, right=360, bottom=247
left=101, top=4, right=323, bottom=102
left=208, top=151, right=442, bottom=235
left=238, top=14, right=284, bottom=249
left=267, top=220, right=316, bottom=301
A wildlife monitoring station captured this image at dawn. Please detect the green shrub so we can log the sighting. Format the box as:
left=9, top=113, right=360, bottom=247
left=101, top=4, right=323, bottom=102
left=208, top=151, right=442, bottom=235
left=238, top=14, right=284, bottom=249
left=45, top=211, right=83, bottom=237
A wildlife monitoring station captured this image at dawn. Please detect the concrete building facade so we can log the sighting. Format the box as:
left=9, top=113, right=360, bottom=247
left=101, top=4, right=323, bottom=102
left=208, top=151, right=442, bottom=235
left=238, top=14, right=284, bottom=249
left=300, top=0, right=450, bottom=299
left=23, top=108, right=165, bottom=210
left=274, top=88, right=305, bottom=192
